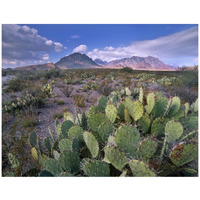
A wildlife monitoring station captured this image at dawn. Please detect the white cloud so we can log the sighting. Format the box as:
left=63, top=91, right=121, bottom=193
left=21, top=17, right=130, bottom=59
left=45, top=40, right=53, bottom=46
left=42, top=53, right=50, bottom=60
left=71, top=35, right=80, bottom=39
left=2, top=24, right=66, bottom=67
left=73, top=44, right=88, bottom=53
left=87, top=26, right=198, bottom=66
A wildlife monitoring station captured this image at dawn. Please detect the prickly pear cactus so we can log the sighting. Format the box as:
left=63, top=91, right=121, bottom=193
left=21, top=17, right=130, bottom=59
left=117, top=103, right=125, bottom=121
left=184, top=116, right=198, bottom=131
left=83, top=131, right=99, bottom=158
left=145, top=93, right=155, bottom=114
left=151, top=117, right=167, bottom=138
left=97, top=96, right=108, bottom=112
left=29, top=132, right=37, bottom=147
left=124, top=98, right=143, bottom=121
left=124, top=108, right=132, bottom=124
left=44, top=137, right=51, bottom=152
left=44, top=158, right=63, bottom=176
left=114, top=125, right=140, bottom=158
left=137, top=113, right=151, bottom=133
left=87, top=105, right=99, bottom=116
left=129, top=160, right=156, bottom=177
left=8, top=153, right=20, bottom=169
left=82, top=160, right=110, bottom=177
left=139, top=87, right=143, bottom=103
left=81, top=112, right=88, bottom=130
left=88, top=113, right=106, bottom=132
left=98, top=121, right=114, bottom=143
left=58, top=151, right=80, bottom=174
left=138, top=137, right=158, bottom=159
left=167, top=96, right=181, bottom=117
left=53, top=150, right=60, bottom=160
left=104, top=145, right=128, bottom=171
left=68, top=126, right=84, bottom=142
left=64, top=112, right=74, bottom=122
left=169, top=143, right=198, bottom=167
left=190, top=98, right=198, bottom=112
left=125, top=87, right=131, bottom=96
left=58, top=139, right=73, bottom=152
left=152, top=97, right=169, bottom=118
left=61, top=120, right=74, bottom=138
left=165, top=121, right=183, bottom=143
left=105, top=104, right=117, bottom=123
left=184, top=102, right=189, bottom=117
left=31, top=147, right=38, bottom=160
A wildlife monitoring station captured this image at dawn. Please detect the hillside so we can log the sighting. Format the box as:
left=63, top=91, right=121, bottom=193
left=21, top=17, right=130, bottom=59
left=15, top=63, right=57, bottom=71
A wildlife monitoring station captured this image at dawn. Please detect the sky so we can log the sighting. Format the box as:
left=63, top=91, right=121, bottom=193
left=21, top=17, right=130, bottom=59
left=2, top=24, right=198, bottom=68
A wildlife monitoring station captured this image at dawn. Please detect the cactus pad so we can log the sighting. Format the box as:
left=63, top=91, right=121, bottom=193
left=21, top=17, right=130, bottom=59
left=63, top=112, right=74, bottom=122
left=117, top=103, right=125, bottom=121
left=58, top=139, right=72, bottom=152
left=61, top=120, right=74, bottom=138
left=68, top=126, right=84, bottom=142
left=138, top=137, right=158, bottom=159
left=167, top=96, right=181, bottom=117
left=165, top=121, right=183, bottom=143
left=114, top=125, right=140, bottom=158
left=139, top=87, right=143, bottom=103
left=145, top=93, right=155, bottom=114
left=8, top=153, right=20, bottom=169
left=124, top=108, right=132, bottom=124
left=169, top=143, right=198, bottom=167
left=44, top=158, right=63, bottom=176
left=88, top=113, right=106, bottom=132
left=190, top=98, right=198, bottom=112
left=44, top=137, right=51, bottom=152
left=31, top=147, right=38, bottom=160
left=98, top=121, right=114, bottom=142
left=58, top=151, right=80, bottom=174
left=184, top=116, right=198, bottom=131
left=29, top=132, right=37, bottom=147
left=82, top=160, right=110, bottom=177
left=184, top=102, right=189, bottom=117
left=105, top=104, right=117, bottom=123
left=104, top=145, right=128, bottom=171
left=53, top=150, right=60, bottom=160
left=152, top=97, right=169, bottom=118
left=124, top=98, right=143, bottom=121
left=129, top=160, right=156, bottom=177
left=125, top=87, right=131, bottom=96
left=98, top=96, right=108, bottom=112
left=83, top=131, right=99, bottom=158
left=81, top=112, right=88, bottom=130
left=137, top=113, right=151, bottom=133
left=151, top=117, right=167, bottom=138
left=87, top=105, right=99, bottom=116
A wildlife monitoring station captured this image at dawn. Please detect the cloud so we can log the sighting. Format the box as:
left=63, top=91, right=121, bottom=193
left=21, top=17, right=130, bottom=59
left=87, top=26, right=198, bottom=66
left=42, top=53, right=50, bottom=61
left=71, top=35, right=80, bottom=39
left=73, top=44, right=88, bottom=53
left=2, top=24, right=66, bottom=67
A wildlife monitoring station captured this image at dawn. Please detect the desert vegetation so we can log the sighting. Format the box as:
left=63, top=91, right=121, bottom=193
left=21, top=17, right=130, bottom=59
left=2, top=67, right=198, bottom=177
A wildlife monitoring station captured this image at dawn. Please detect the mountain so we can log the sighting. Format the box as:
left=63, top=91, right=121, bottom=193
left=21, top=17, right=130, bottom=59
left=177, top=65, right=198, bottom=72
left=15, top=63, right=57, bottom=71
left=55, top=53, right=99, bottom=69
left=106, top=56, right=175, bottom=71
left=94, top=59, right=108, bottom=66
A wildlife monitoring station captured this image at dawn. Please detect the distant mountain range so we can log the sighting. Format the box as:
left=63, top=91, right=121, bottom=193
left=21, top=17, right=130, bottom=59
left=14, top=52, right=176, bottom=71
left=55, top=53, right=99, bottom=69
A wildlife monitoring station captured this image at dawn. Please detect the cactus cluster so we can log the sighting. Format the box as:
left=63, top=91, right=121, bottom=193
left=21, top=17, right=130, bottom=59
left=27, top=88, right=198, bottom=177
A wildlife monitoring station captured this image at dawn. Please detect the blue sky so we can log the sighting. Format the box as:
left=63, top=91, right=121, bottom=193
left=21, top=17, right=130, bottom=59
left=2, top=24, right=198, bottom=68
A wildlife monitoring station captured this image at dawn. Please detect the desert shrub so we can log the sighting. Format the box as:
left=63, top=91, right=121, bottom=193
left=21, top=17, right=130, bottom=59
left=120, top=67, right=134, bottom=73
left=43, top=69, right=62, bottom=79
left=53, top=112, right=63, bottom=119
left=7, top=79, right=26, bottom=92
left=60, top=85, right=74, bottom=97
left=73, top=94, right=86, bottom=108
left=56, top=100, right=64, bottom=105
left=23, top=117, right=38, bottom=128
left=98, top=80, right=112, bottom=96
